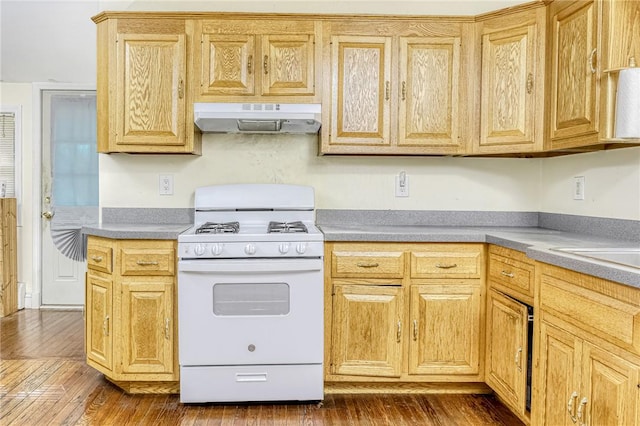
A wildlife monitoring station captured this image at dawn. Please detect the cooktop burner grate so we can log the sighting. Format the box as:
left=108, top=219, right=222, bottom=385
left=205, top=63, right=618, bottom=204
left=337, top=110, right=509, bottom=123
left=268, top=221, right=308, bottom=234
left=196, top=221, right=240, bottom=234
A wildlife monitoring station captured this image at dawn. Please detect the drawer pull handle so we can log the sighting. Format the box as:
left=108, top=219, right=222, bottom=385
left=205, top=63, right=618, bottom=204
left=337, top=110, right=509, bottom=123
left=247, top=55, right=253, bottom=74
left=397, top=320, right=401, bottom=343
left=356, top=262, right=379, bottom=268
left=501, top=270, right=515, bottom=278
left=385, top=81, right=390, bottom=101
left=413, top=319, right=418, bottom=341
left=91, top=256, right=103, bottom=263
left=567, top=391, right=578, bottom=423
left=263, top=55, right=269, bottom=74
left=178, top=79, right=184, bottom=99
left=136, top=261, right=159, bottom=266
left=435, top=263, right=457, bottom=269
left=401, top=81, right=406, bottom=100
left=526, top=72, right=534, bottom=94
left=515, top=347, right=522, bottom=371
left=165, top=318, right=170, bottom=340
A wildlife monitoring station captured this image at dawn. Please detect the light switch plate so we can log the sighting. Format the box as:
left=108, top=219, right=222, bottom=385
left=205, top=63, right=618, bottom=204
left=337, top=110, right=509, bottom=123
left=573, top=176, right=585, bottom=200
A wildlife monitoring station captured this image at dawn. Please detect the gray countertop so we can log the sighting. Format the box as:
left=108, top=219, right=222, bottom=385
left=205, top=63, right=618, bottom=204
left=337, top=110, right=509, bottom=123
left=319, top=224, right=640, bottom=288
left=82, top=221, right=639, bottom=289
left=82, top=223, right=192, bottom=240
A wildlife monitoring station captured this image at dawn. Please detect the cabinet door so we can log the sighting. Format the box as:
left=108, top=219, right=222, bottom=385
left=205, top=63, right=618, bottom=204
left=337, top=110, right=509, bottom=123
left=262, top=34, right=315, bottom=96
left=409, top=283, right=481, bottom=375
left=485, top=289, right=529, bottom=415
left=581, top=342, right=640, bottom=426
left=201, top=34, right=255, bottom=96
left=549, top=0, right=600, bottom=146
left=329, top=36, right=392, bottom=146
left=480, top=24, right=537, bottom=150
left=535, top=321, right=582, bottom=426
left=86, top=273, right=113, bottom=372
left=331, top=284, right=403, bottom=377
left=120, top=278, right=174, bottom=375
left=115, top=33, right=186, bottom=147
left=398, top=37, right=460, bottom=149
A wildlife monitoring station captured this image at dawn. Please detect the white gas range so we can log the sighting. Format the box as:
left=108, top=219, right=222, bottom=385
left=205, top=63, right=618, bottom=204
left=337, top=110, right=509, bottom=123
left=177, top=184, right=324, bottom=403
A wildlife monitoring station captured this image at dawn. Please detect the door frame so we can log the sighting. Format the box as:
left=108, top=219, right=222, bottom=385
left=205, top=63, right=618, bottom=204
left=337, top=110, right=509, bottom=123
left=30, top=82, right=96, bottom=309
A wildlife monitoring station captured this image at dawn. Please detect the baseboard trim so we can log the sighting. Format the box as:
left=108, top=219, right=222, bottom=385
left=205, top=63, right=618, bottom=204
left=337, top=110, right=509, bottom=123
left=324, top=381, right=492, bottom=395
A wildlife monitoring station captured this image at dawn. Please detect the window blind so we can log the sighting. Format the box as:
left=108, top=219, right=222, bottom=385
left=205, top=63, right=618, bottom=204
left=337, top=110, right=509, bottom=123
left=0, top=112, right=16, bottom=198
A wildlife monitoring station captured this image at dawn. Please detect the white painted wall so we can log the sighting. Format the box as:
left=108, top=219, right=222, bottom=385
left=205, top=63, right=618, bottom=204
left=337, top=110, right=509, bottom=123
left=100, top=135, right=541, bottom=211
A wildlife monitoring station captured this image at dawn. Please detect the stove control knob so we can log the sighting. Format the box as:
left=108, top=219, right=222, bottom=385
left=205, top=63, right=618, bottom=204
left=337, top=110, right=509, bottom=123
left=194, top=244, right=206, bottom=256
left=296, top=243, right=307, bottom=254
left=278, top=243, right=290, bottom=254
left=211, top=243, right=224, bottom=256
left=244, top=244, right=256, bottom=255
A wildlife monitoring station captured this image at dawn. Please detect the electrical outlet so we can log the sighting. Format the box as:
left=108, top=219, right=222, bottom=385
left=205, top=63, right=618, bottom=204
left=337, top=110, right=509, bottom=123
left=395, top=171, right=409, bottom=197
left=573, top=176, right=585, bottom=200
left=159, top=174, right=174, bottom=196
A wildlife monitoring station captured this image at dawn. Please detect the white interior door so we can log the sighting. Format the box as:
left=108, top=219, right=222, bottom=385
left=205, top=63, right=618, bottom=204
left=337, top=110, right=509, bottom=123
left=41, top=90, right=98, bottom=306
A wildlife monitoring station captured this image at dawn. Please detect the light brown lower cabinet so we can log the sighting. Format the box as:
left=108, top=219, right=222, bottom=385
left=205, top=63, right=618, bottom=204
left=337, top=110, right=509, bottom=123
left=85, top=236, right=179, bottom=394
left=326, top=242, right=485, bottom=386
left=533, top=263, right=640, bottom=426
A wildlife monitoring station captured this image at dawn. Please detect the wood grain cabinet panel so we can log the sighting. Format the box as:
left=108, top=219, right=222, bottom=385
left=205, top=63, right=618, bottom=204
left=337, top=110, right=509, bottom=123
left=398, top=37, right=460, bottom=148
left=331, top=284, right=404, bottom=377
left=201, top=34, right=255, bottom=96
left=121, top=278, right=174, bottom=375
left=86, top=272, right=113, bottom=372
left=549, top=0, right=600, bottom=148
left=197, top=20, right=318, bottom=101
left=93, top=16, right=200, bottom=154
left=329, top=35, right=392, bottom=146
left=485, top=289, right=529, bottom=417
left=534, top=263, right=640, bottom=426
left=409, top=283, right=481, bottom=375
left=325, top=242, right=485, bottom=385
left=84, top=236, right=179, bottom=393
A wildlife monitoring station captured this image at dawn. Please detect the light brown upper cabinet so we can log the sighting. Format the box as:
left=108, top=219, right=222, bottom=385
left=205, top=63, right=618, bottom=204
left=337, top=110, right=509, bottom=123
left=476, top=6, right=546, bottom=154
left=548, top=0, right=601, bottom=149
left=195, top=20, right=319, bottom=102
left=548, top=0, right=640, bottom=150
left=93, top=15, right=201, bottom=154
left=320, top=20, right=472, bottom=155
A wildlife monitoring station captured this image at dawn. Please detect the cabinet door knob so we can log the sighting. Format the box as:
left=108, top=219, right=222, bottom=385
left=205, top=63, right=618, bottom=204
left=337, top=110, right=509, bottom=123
left=413, top=319, right=418, bottom=341
left=567, top=391, right=579, bottom=423
left=526, top=73, right=534, bottom=94
left=577, top=397, right=588, bottom=425
left=397, top=320, right=402, bottom=343
left=91, top=256, right=103, bottom=263
left=165, top=318, right=171, bottom=340
left=263, top=55, right=269, bottom=74
left=401, top=81, right=406, bottom=100
left=178, top=79, right=184, bottom=99
left=501, top=270, right=515, bottom=278
left=136, top=260, right=159, bottom=266
left=356, top=262, right=379, bottom=268
left=385, top=81, right=390, bottom=101
left=588, top=48, right=597, bottom=74
left=103, top=315, right=110, bottom=337
left=247, top=55, right=253, bottom=75
left=515, top=347, right=522, bottom=371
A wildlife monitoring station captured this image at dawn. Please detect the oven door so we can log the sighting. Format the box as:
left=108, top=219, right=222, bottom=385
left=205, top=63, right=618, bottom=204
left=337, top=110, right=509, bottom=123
left=178, top=258, right=323, bottom=366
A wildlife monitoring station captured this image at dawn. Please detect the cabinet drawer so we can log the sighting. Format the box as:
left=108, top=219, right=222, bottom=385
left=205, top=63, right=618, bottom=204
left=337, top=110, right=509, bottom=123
left=87, top=243, right=113, bottom=274
left=488, top=251, right=534, bottom=300
left=539, top=264, right=640, bottom=355
left=410, top=246, right=483, bottom=279
left=120, top=243, right=176, bottom=276
left=331, top=251, right=405, bottom=278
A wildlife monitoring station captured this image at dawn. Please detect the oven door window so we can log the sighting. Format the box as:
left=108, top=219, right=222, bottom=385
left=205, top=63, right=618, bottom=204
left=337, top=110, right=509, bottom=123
left=212, top=283, right=290, bottom=316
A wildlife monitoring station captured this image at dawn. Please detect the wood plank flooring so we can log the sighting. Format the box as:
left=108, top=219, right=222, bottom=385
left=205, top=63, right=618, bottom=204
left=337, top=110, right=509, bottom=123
left=1, top=309, right=524, bottom=425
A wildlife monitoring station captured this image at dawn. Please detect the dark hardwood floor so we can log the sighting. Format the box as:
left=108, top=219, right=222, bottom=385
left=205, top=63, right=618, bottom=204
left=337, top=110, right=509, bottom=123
left=0, top=309, right=524, bottom=425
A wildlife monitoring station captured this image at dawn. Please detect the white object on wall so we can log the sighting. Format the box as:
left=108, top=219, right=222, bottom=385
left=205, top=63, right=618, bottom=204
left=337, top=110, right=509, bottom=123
left=615, top=62, right=640, bottom=139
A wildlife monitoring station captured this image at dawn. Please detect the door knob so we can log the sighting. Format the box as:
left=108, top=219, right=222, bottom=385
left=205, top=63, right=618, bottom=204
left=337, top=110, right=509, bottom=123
left=42, top=211, right=54, bottom=219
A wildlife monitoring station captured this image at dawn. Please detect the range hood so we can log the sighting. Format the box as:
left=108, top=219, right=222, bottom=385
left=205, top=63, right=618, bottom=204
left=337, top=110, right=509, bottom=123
left=194, top=103, right=321, bottom=134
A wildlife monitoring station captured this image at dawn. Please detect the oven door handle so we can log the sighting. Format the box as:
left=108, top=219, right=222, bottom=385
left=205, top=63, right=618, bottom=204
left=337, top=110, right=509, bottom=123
left=178, top=259, right=322, bottom=273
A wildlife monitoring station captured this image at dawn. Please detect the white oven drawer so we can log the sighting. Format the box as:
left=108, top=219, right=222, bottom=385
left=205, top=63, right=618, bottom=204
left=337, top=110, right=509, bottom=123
left=178, top=258, right=323, bottom=366
left=180, top=364, right=323, bottom=403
